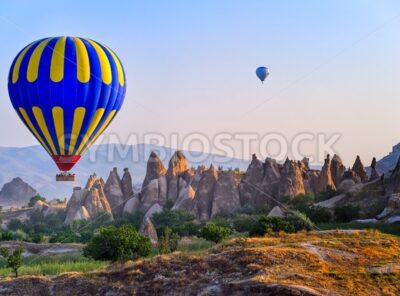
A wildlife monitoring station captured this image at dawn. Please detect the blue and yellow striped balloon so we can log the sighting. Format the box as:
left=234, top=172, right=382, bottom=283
left=8, top=36, right=126, bottom=171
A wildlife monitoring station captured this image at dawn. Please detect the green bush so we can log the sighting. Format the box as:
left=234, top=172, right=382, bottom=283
left=249, top=216, right=296, bottom=236
left=0, top=247, right=23, bottom=277
left=83, top=224, right=151, bottom=262
left=315, top=186, right=337, bottom=202
left=7, top=219, right=24, bottom=232
left=304, top=206, right=332, bottom=223
left=28, top=195, right=46, bottom=207
left=286, top=211, right=315, bottom=231
left=232, top=216, right=259, bottom=233
left=198, top=223, right=231, bottom=243
left=209, top=216, right=232, bottom=229
left=113, top=212, right=144, bottom=229
left=288, top=193, right=315, bottom=213
left=334, top=205, right=360, bottom=222
left=152, top=209, right=200, bottom=236
left=0, top=231, right=14, bottom=241
left=157, top=227, right=180, bottom=254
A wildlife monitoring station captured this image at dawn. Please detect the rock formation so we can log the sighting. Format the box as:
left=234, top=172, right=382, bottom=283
left=65, top=174, right=112, bottom=224
left=330, top=154, right=346, bottom=187
left=121, top=168, right=134, bottom=198
left=351, top=156, right=368, bottom=183
left=369, top=157, right=380, bottom=181
left=211, top=171, right=240, bottom=218
left=122, top=194, right=140, bottom=215
left=104, top=168, right=125, bottom=216
left=238, top=154, right=265, bottom=206
left=142, top=152, right=167, bottom=190
left=316, top=155, right=336, bottom=193
left=278, top=158, right=305, bottom=198
left=166, top=151, right=188, bottom=202
left=0, top=177, right=37, bottom=208
left=195, top=165, right=218, bottom=221
left=267, top=206, right=285, bottom=217
left=139, top=203, right=162, bottom=245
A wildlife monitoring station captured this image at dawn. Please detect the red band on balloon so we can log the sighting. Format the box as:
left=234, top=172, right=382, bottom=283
left=52, top=155, right=81, bottom=171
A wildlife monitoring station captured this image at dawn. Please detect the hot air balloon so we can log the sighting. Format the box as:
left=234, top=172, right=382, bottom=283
left=8, top=36, right=126, bottom=181
left=256, top=66, right=269, bottom=83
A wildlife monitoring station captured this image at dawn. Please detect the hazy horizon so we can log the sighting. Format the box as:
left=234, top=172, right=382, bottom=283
left=1, top=0, right=400, bottom=166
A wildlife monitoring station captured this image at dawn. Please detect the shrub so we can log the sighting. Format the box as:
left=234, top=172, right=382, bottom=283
left=334, top=205, right=360, bottom=222
left=316, top=186, right=337, bottom=202
left=198, top=223, right=231, bottom=243
left=288, top=193, right=315, bottom=213
left=305, top=206, right=332, bottom=223
left=157, top=227, right=180, bottom=254
left=249, top=216, right=295, bottom=236
left=113, top=212, right=144, bottom=229
left=7, top=219, right=24, bottom=232
left=152, top=209, right=200, bottom=236
left=232, top=216, right=258, bottom=233
left=28, top=195, right=46, bottom=207
left=83, top=224, right=151, bottom=262
left=210, top=216, right=232, bottom=229
left=0, top=246, right=23, bottom=277
left=0, top=231, right=14, bottom=241
left=286, top=211, right=315, bottom=231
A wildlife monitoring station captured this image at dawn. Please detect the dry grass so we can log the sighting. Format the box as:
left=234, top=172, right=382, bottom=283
left=0, top=230, right=399, bottom=295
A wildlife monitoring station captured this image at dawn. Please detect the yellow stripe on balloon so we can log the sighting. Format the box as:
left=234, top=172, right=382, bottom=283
left=68, top=107, right=86, bottom=155
left=103, top=45, right=124, bottom=86
left=52, top=107, right=65, bottom=155
left=86, top=39, right=111, bottom=84
left=32, top=106, right=57, bottom=155
left=12, top=42, right=34, bottom=83
left=75, top=108, right=105, bottom=155
left=27, top=38, right=52, bottom=82
left=73, top=38, right=90, bottom=83
left=50, top=37, right=66, bottom=82
left=80, top=110, right=116, bottom=155
left=18, top=107, right=52, bottom=155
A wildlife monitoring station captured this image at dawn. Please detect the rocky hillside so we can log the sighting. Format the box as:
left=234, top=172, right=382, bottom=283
left=63, top=150, right=383, bottom=233
left=376, top=143, right=400, bottom=174
left=0, top=230, right=399, bottom=295
left=0, top=177, right=37, bottom=208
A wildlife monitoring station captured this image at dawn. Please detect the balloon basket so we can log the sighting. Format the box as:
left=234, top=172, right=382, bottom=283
left=56, top=173, right=75, bottom=182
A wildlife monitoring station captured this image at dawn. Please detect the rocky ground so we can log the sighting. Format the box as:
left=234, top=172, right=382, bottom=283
left=0, top=230, right=399, bottom=296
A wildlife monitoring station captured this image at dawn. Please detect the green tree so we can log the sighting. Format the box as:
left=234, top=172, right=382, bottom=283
left=28, top=195, right=46, bottom=207
left=198, top=223, right=231, bottom=243
left=83, top=224, right=151, bottom=262
left=0, top=247, right=23, bottom=277
left=157, top=227, right=180, bottom=254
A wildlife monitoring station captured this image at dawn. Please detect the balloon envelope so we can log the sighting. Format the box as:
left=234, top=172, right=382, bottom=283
left=8, top=36, right=126, bottom=171
left=256, top=66, right=269, bottom=82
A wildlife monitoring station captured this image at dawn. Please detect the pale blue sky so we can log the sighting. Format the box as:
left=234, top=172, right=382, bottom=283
left=1, top=1, right=400, bottom=166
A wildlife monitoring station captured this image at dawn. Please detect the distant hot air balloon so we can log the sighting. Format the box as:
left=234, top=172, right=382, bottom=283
left=256, top=66, right=269, bottom=83
left=8, top=37, right=126, bottom=181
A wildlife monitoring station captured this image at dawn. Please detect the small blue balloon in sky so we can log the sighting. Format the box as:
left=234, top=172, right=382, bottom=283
left=256, top=66, right=269, bottom=83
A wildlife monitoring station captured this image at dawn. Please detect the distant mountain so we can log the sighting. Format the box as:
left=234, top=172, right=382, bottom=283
left=375, top=143, right=400, bottom=174
left=0, top=177, right=37, bottom=208
left=0, top=144, right=251, bottom=199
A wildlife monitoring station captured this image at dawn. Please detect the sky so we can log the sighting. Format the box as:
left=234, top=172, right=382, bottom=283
left=1, top=0, right=400, bottom=166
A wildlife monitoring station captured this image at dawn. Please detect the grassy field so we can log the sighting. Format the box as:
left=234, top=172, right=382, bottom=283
left=317, top=222, right=400, bottom=236
left=0, top=253, right=108, bottom=276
